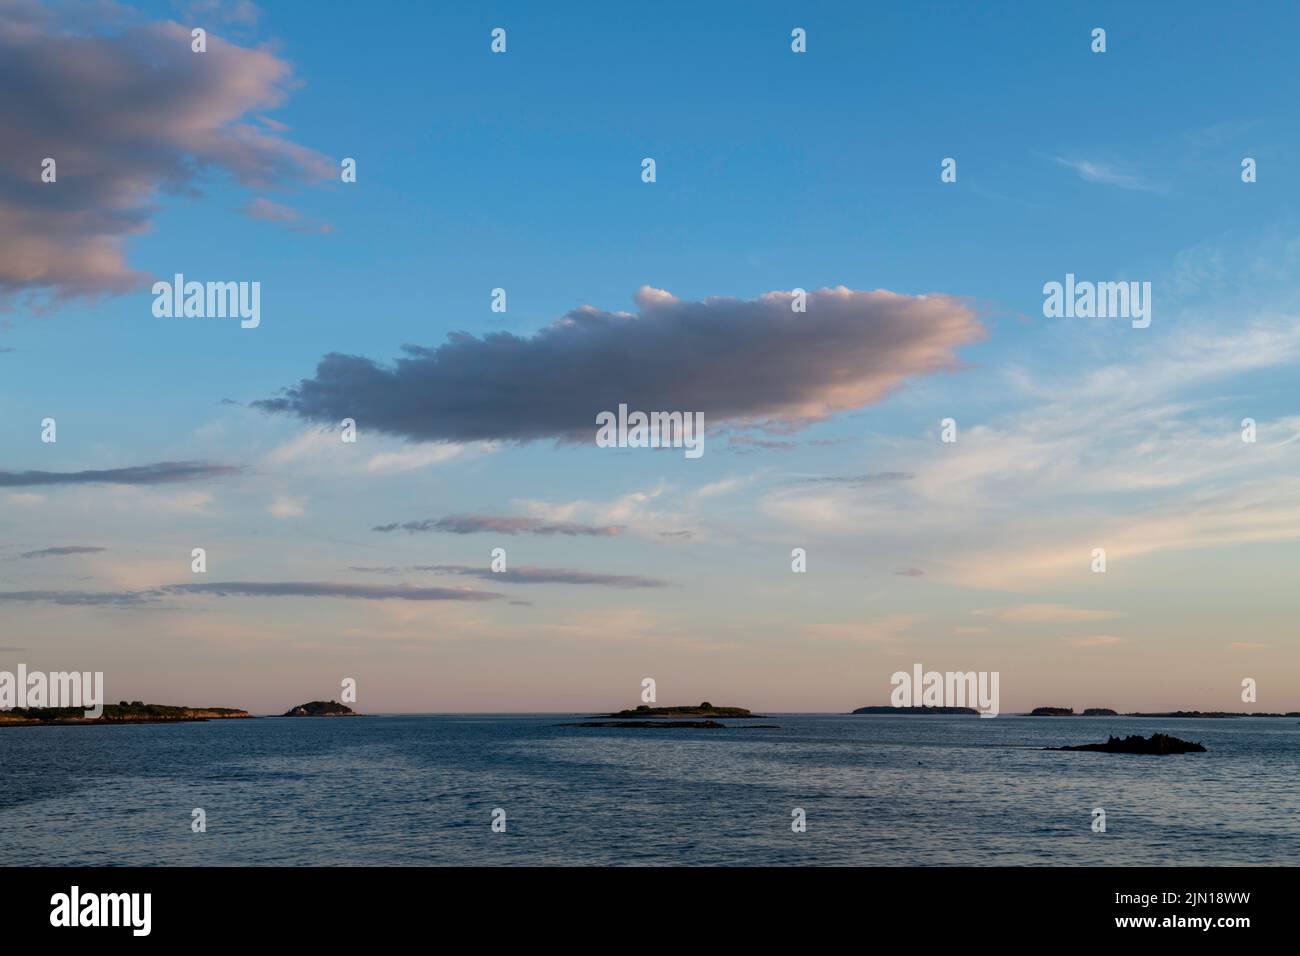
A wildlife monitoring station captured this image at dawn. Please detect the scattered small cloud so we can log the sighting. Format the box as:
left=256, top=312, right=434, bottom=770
left=372, top=514, right=625, bottom=537
left=794, top=472, right=914, bottom=486
left=267, top=496, right=306, bottom=518
left=414, top=565, right=668, bottom=589
left=1065, top=635, right=1125, bottom=648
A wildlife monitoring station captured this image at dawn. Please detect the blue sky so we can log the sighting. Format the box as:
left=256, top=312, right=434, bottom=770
left=1, top=0, right=1298, bottom=713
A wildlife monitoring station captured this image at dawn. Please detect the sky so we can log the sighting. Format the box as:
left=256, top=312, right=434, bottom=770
left=1, top=0, right=1298, bottom=714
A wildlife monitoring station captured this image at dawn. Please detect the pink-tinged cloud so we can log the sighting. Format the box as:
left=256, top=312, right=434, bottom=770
left=257, top=286, right=985, bottom=443
left=0, top=6, right=331, bottom=307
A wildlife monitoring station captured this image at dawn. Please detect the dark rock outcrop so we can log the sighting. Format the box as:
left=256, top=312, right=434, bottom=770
left=1050, top=733, right=1206, bottom=755
left=1029, top=707, right=1075, bottom=716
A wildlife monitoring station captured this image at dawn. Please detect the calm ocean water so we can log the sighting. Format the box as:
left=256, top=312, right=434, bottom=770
left=0, top=714, right=1295, bottom=866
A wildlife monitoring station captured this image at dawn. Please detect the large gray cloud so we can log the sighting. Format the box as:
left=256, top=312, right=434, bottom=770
left=371, top=514, right=625, bottom=536
left=0, top=461, right=238, bottom=486
left=0, top=2, right=330, bottom=307
left=256, top=286, right=983, bottom=443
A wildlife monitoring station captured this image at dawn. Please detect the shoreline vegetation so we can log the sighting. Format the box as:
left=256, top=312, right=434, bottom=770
left=853, top=705, right=1300, bottom=717
left=0, top=698, right=363, bottom=726
left=0, top=702, right=251, bottom=727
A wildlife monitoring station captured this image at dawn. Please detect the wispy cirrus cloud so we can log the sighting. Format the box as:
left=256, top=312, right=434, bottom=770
left=0, top=589, right=152, bottom=607
left=168, top=581, right=504, bottom=601
left=975, top=604, right=1123, bottom=624
left=241, top=197, right=332, bottom=234
left=1054, top=156, right=1153, bottom=192
left=0, top=581, right=506, bottom=605
left=256, top=286, right=983, bottom=443
left=1065, top=635, right=1125, bottom=648
left=0, top=461, right=238, bottom=487
left=18, top=545, right=106, bottom=559
left=790, top=472, right=914, bottom=486
left=349, top=564, right=668, bottom=589
left=372, top=515, right=625, bottom=536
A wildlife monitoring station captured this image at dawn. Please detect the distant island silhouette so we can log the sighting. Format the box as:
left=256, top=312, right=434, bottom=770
left=0, top=702, right=250, bottom=727
left=601, top=702, right=768, bottom=718
left=852, top=705, right=978, bottom=715
left=852, top=704, right=1300, bottom=717
left=560, top=719, right=782, bottom=729
left=282, top=700, right=358, bottom=717
left=1029, top=707, right=1300, bottom=718
left=564, top=702, right=778, bottom=729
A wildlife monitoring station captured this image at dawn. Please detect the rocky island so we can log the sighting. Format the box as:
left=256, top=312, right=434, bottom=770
left=601, top=702, right=767, bottom=718
left=561, top=719, right=731, bottom=729
left=0, top=702, right=250, bottom=727
left=1050, top=733, right=1206, bottom=755
left=1027, top=707, right=1298, bottom=717
left=282, top=700, right=359, bottom=717
left=564, top=702, right=777, bottom=729
left=851, top=705, right=979, bottom=715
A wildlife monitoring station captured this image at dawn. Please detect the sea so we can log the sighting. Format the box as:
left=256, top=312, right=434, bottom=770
left=0, top=714, right=1295, bottom=866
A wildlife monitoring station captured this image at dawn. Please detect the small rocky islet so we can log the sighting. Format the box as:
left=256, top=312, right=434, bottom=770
left=560, top=702, right=778, bottom=730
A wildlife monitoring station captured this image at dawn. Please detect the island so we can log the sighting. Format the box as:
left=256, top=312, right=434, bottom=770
left=1027, top=708, right=1299, bottom=718
left=851, top=705, right=978, bottom=715
left=1049, top=733, right=1206, bottom=755
left=561, top=720, right=730, bottom=729
left=1125, top=710, right=1300, bottom=718
left=600, top=702, right=767, bottom=718
left=282, top=700, right=358, bottom=717
left=564, top=702, right=778, bottom=729
left=0, top=702, right=251, bottom=727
